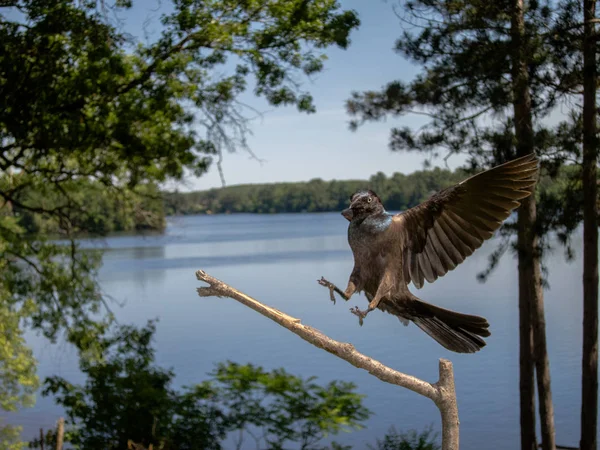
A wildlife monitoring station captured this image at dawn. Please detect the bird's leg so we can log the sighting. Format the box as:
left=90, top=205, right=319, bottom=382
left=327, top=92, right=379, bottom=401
left=350, top=293, right=385, bottom=326
left=317, top=277, right=354, bottom=304
left=350, top=272, right=393, bottom=326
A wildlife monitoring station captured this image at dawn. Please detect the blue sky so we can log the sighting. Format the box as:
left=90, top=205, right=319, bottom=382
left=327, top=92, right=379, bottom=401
left=120, top=0, right=467, bottom=191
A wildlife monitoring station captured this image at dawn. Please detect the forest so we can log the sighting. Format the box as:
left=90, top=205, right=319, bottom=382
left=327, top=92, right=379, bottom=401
left=164, top=168, right=465, bottom=215
left=164, top=164, right=584, bottom=216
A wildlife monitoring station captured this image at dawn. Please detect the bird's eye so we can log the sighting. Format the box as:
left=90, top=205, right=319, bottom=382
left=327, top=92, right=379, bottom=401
left=367, top=197, right=372, bottom=203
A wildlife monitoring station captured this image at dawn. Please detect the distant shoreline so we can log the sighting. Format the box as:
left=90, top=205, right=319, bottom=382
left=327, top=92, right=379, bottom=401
left=163, top=167, right=467, bottom=216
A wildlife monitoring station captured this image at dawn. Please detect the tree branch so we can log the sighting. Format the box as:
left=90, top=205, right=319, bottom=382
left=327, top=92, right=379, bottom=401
left=195, top=269, right=460, bottom=450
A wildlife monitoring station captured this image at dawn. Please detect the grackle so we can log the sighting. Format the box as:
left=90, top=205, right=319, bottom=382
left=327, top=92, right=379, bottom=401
left=318, top=154, right=539, bottom=353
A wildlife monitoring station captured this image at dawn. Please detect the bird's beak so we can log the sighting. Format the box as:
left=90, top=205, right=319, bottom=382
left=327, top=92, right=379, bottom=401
left=341, top=208, right=353, bottom=221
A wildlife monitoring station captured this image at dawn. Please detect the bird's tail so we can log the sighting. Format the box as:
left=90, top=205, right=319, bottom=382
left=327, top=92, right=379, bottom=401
left=408, top=298, right=490, bottom=354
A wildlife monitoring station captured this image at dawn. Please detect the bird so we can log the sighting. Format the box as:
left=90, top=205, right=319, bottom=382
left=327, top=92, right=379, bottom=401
left=318, top=153, right=539, bottom=353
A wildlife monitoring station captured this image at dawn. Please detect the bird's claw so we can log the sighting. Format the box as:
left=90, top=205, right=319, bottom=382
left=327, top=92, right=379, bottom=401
left=350, top=306, right=370, bottom=326
left=317, top=276, right=336, bottom=304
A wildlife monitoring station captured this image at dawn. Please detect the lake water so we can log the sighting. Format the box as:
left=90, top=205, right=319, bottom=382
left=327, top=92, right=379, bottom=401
left=5, top=213, right=592, bottom=449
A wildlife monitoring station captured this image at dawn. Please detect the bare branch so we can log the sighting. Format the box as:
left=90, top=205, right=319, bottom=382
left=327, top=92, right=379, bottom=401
left=4, top=249, right=44, bottom=276
left=195, top=269, right=460, bottom=450
left=216, top=148, right=226, bottom=187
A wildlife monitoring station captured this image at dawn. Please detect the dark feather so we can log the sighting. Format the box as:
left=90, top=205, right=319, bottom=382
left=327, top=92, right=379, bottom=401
left=392, top=153, right=538, bottom=288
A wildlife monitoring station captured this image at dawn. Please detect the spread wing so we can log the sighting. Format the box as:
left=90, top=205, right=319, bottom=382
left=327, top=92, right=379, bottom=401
left=391, top=153, right=539, bottom=289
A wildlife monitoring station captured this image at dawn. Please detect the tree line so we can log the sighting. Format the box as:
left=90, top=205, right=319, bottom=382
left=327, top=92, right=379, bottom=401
left=164, top=167, right=465, bottom=215
left=165, top=164, right=586, bottom=217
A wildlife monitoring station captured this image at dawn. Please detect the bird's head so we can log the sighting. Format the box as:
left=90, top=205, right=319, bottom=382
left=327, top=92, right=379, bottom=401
left=342, top=189, right=384, bottom=221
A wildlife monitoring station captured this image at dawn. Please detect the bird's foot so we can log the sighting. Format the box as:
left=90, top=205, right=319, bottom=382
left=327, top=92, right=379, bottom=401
left=350, top=306, right=372, bottom=326
left=317, top=276, right=338, bottom=304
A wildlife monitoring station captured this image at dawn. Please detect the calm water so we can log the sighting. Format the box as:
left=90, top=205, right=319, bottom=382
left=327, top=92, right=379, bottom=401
left=6, top=213, right=591, bottom=449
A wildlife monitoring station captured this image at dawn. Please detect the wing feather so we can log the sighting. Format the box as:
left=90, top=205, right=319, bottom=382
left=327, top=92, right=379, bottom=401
left=433, top=219, right=462, bottom=266
left=418, top=251, right=436, bottom=283
left=429, top=223, right=455, bottom=271
left=392, top=153, right=539, bottom=288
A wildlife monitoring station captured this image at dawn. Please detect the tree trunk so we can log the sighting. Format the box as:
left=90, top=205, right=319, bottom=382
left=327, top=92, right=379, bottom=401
left=510, top=1, right=556, bottom=449
left=580, top=0, right=598, bottom=448
left=511, top=3, right=537, bottom=447
left=516, top=202, right=538, bottom=450
left=531, top=237, right=556, bottom=450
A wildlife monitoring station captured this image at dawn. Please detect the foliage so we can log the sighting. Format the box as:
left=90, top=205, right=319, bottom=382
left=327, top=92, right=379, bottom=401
left=0, top=290, right=38, bottom=413
left=5, top=178, right=166, bottom=235
left=345, top=0, right=571, bottom=159
left=210, top=361, right=369, bottom=450
left=367, top=425, right=440, bottom=450
left=0, top=257, right=39, bottom=450
left=37, top=321, right=371, bottom=450
left=0, top=0, right=360, bottom=431
left=0, top=422, right=26, bottom=450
